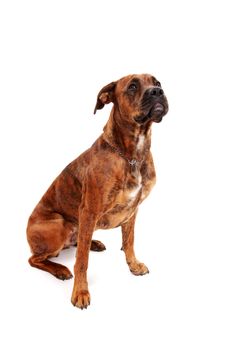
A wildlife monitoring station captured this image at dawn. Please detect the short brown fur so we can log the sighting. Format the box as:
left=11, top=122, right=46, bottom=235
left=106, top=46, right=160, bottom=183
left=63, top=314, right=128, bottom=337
left=27, top=74, right=169, bottom=309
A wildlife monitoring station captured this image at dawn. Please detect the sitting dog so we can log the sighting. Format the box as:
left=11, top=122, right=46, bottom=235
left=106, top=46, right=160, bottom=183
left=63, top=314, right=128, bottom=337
left=27, top=73, right=169, bottom=309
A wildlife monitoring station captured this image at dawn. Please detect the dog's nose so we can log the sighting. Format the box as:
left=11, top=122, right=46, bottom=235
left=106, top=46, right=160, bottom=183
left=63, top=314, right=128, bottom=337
left=149, top=87, right=164, bottom=97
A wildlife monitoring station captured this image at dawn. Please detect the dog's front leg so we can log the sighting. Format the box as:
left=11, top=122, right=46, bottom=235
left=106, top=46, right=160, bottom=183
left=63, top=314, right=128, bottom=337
left=71, top=208, right=96, bottom=309
left=121, top=212, right=149, bottom=276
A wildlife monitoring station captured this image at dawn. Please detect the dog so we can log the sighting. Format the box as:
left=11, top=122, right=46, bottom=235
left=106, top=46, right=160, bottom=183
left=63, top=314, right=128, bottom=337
left=27, top=73, right=169, bottom=309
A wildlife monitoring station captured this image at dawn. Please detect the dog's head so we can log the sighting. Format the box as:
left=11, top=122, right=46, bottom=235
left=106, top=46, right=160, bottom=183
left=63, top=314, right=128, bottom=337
left=94, top=74, right=168, bottom=124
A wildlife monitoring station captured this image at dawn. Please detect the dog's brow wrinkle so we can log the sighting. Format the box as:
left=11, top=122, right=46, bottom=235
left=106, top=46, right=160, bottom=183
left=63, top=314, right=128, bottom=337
left=129, top=78, right=140, bottom=85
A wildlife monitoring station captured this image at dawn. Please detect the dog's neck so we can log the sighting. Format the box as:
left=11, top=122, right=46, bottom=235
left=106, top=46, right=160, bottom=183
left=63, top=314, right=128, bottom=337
left=103, top=106, right=152, bottom=162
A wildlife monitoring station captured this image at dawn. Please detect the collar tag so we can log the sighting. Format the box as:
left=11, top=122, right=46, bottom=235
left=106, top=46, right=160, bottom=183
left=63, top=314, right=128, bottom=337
left=129, top=159, right=137, bottom=166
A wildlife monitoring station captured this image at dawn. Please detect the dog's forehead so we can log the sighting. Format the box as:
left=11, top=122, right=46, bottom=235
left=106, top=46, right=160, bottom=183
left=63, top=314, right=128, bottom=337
left=117, top=74, right=156, bottom=89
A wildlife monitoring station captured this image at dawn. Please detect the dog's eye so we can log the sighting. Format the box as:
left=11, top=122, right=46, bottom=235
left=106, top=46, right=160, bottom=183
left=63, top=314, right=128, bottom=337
left=156, top=81, right=161, bottom=87
left=128, top=83, right=137, bottom=91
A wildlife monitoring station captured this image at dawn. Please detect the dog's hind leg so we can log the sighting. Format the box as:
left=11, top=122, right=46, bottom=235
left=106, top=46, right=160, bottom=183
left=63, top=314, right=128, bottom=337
left=27, top=218, right=73, bottom=280
left=90, top=240, right=106, bottom=251
left=73, top=240, right=106, bottom=251
left=28, top=254, right=73, bottom=280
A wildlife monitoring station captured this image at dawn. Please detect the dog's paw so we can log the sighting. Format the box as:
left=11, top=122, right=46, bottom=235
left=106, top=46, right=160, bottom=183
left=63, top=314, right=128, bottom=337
left=129, top=261, right=149, bottom=276
left=90, top=240, right=106, bottom=252
left=54, top=266, right=73, bottom=280
left=71, top=289, right=91, bottom=309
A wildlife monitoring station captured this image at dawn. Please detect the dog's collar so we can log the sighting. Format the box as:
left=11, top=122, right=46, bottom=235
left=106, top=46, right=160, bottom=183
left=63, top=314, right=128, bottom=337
left=103, top=139, right=140, bottom=167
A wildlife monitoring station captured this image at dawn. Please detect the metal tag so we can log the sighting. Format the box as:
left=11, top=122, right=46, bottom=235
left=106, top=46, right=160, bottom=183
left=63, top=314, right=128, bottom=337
left=129, top=159, right=137, bottom=166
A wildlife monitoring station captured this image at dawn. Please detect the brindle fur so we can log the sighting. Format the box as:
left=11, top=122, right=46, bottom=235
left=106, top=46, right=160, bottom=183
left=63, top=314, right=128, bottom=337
left=27, top=74, right=168, bottom=309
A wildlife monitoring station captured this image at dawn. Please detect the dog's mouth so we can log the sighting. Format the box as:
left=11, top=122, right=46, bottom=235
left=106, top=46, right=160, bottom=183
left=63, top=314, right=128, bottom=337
left=154, top=102, right=164, bottom=114
left=134, top=101, right=167, bottom=124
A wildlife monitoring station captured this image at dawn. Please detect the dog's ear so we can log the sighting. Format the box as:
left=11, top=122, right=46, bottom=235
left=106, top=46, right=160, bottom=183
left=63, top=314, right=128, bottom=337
left=94, top=81, right=117, bottom=114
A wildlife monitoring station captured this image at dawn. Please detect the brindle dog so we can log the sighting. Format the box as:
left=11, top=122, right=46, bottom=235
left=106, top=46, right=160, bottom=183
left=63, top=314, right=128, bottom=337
left=27, top=74, right=169, bottom=309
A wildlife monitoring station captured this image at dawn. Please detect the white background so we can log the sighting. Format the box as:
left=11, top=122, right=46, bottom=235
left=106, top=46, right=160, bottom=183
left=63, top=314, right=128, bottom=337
left=0, top=0, right=233, bottom=349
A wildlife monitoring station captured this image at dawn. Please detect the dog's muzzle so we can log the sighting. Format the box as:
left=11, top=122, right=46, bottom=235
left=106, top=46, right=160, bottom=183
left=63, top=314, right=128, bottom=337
left=134, top=87, right=168, bottom=124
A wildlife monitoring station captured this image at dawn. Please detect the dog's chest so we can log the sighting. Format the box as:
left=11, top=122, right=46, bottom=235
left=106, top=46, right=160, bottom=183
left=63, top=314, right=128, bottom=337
left=123, top=171, right=143, bottom=202
left=97, top=167, right=155, bottom=229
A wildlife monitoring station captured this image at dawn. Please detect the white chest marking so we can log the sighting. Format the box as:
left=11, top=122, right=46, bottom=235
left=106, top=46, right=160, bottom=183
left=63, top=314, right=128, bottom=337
left=128, top=174, right=142, bottom=200
left=128, top=185, right=142, bottom=199
left=137, top=135, right=145, bottom=151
